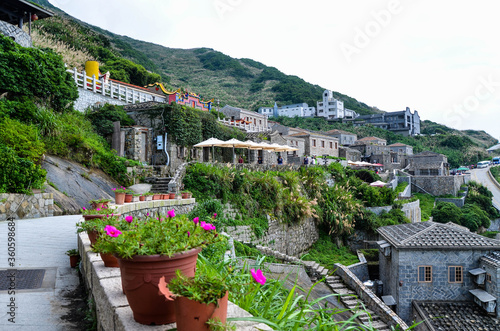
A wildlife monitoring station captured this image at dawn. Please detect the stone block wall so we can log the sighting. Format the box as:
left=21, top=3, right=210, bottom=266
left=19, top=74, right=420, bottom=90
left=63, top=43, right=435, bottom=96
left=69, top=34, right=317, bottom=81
left=435, top=196, right=465, bottom=208
left=412, top=174, right=469, bottom=196
left=334, top=263, right=409, bottom=329
left=366, top=200, right=421, bottom=223
left=0, top=21, right=31, bottom=47
left=347, top=261, right=370, bottom=282
left=0, top=193, right=54, bottom=221
left=224, top=215, right=319, bottom=257
left=74, top=88, right=128, bottom=112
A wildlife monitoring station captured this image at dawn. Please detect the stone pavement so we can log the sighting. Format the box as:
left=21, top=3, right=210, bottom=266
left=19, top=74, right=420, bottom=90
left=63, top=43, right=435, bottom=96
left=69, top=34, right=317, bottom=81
left=0, top=215, right=82, bottom=330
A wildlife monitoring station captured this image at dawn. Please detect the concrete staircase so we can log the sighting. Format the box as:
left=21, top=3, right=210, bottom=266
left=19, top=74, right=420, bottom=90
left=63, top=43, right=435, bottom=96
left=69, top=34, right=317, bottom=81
left=144, top=177, right=172, bottom=193
left=325, top=275, right=391, bottom=331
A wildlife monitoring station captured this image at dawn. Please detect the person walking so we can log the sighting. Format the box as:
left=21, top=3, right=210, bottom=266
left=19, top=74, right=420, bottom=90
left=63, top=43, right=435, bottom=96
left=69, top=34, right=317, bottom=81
left=304, top=156, right=309, bottom=166
left=277, top=155, right=283, bottom=165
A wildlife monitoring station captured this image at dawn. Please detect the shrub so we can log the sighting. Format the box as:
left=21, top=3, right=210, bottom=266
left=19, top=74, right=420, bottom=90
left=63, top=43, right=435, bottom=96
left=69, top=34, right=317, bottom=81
left=0, top=117, right=45, bottom=163
left=0, top=34, right=78, bottom=112
left=84, top=104, right=135, bottom=137
left=432, top=202, right=462, bottom=224
left=0, top=144, right=46, bottom=193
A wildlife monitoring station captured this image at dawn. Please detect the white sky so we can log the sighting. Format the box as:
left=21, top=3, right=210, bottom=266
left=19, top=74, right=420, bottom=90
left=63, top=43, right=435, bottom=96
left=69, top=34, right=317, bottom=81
left=49, top=0, right=500, bottom=142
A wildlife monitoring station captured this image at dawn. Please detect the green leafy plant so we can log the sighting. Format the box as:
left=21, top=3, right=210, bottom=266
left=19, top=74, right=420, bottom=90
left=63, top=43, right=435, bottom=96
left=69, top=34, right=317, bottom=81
left=80, top=205, right=118, bottom=215
left=167, top=269, right=229, bottom=306
left=65, top=249, right=79, bottom=256
left=92, top=211, right=221, bottom=258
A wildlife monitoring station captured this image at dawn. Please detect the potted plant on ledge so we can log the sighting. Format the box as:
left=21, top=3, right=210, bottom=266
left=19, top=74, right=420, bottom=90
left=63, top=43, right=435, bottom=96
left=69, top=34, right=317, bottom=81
left=81, top=205, right=118, bottom=221
left=66, top=249, right=80, bottom=268
left=112, top=186, right=129, bottom=205
left=159, top=268, right=229, bottom=331
left=92, top=211, right=221, bottom=325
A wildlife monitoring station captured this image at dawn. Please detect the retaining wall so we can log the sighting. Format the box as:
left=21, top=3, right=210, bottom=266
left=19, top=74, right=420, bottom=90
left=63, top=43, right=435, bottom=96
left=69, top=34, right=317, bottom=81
left=74, top=88, right=128, bottom=112
left=334, top=263, right=409, bottom=330
left=366, top=200, right=421, bottom=223
left=0, top=193, right=53, bottom=221
left=412, top=174, right=469, bottom=196
left=0, top=21, right=31, bottom=47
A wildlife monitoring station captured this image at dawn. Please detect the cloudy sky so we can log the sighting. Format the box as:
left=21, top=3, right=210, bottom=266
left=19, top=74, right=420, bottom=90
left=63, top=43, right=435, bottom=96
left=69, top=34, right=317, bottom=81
left=49, top=0, right=500, bottom=142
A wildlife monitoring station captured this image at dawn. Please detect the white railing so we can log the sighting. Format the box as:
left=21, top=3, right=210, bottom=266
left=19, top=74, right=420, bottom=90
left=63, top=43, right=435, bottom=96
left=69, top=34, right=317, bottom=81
left=218, top=118, right=270, bottom=132
left=67, top=68, right=166, bottom=104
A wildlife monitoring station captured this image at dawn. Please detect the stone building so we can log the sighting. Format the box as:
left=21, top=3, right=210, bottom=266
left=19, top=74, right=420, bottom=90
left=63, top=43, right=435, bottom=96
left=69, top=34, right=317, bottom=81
left=353, top=107, right=420, bottom=136
left=407, top=151, right=449, bottom=176
left=377, top=221, right=500, bottom=323
left=339, top=146, right=361, bottom=162
left=220, top=105, right=268, bottom=132
left=388, top=143, right=413, bottom=155
left=0, top=0, right=53, bottom=48
left=350, top=136, right=390, bottom=165
left=258, top=102, right=315, bottom=118
left=323, top=129, right=358, bottom=146
left=288, top=131, right=339, bottom=157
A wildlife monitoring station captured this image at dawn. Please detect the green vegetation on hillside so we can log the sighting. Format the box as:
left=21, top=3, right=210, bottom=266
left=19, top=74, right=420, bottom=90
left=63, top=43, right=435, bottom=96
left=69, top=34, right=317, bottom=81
left=0, top=34, right=139, bottom=192
left=431, top=181, right=498, bottom=232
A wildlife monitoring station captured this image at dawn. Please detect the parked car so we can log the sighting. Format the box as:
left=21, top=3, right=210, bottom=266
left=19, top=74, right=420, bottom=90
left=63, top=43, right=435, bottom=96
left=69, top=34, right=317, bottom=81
left=477, top=161, right=490, bottom=168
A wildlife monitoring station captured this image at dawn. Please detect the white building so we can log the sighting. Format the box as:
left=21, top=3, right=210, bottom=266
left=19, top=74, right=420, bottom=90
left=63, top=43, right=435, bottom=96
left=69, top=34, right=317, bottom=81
left=316, top=90, right=357, bottom=120
left=258, top=102, right=315, bottom=118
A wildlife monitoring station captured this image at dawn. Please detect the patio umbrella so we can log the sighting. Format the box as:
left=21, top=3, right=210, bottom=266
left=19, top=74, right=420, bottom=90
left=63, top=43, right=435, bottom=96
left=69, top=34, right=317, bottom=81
left=193, top=137, right=226, bottom=162
left=370, top=180, right=387, bottom=187
left=220, top=139, right=252, bottom=163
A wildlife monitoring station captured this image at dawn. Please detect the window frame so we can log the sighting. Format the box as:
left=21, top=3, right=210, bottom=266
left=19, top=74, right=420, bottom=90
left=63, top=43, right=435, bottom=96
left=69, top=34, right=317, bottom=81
left=486, top=273, right=492, bottom=283
left=418, top=266, right=432, bottom=283
left=448, top=266, right=463, bottom=284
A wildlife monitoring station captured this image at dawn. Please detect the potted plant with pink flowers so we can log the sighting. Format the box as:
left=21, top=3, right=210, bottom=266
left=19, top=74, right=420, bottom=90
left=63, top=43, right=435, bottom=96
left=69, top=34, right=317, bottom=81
left=112, top=186, right=128, bottom=205
left=92, top=210, right=221, bottom=325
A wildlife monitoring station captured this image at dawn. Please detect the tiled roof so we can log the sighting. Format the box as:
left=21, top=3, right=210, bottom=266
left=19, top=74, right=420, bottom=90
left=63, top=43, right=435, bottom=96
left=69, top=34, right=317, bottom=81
left=357, top=136, right=386, bottom=142
left=324, top=129, right=355, bottom=136
left=413, top=301, right=500, bottom=330
left=377, top=222, right=500, bottom=249
left=388, top=143, right=410, bottom=147
left=481, top=251, right=500, bottom=267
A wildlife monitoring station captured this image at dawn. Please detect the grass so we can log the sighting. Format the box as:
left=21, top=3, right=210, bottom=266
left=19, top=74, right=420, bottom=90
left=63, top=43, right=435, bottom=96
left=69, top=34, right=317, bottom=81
left=491, top=166, right=500, bottom=184
left=413, top=193, right=435, bottom=221
left=300, top=232, right=359, bottom=268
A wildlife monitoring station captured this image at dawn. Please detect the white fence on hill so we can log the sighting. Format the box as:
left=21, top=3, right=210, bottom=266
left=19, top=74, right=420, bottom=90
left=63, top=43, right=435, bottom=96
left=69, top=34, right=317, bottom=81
left=67, top=68, right=166, bottom=104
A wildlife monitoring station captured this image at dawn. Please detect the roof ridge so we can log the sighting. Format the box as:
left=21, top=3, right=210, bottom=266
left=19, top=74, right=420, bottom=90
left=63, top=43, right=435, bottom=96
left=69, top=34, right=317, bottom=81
left=400, top=222, right=437, bottom=244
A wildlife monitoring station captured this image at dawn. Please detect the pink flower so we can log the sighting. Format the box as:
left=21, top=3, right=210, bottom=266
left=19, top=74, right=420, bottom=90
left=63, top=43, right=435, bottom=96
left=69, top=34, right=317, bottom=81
left=112, top=188, right=116, bottom=191
left=125, top=215, right=133, bottom=223
left=82, top=207, right=86, bottom=210
left=200, top=221, right=216, bottom=231
left=213, top=213, right=217, bottom=218
left=193, top=217, right=199, bottom=224
left=250, top=269, right=266, bottom=285
left=167, top=209, right=176, bottom=218
left=96, top=208, right=101, bottom=211
left=104, top=225, right=122, bottom=237
left=146, top=212, right=150, bottom=217
left=187, top=231, right=191, bottom=237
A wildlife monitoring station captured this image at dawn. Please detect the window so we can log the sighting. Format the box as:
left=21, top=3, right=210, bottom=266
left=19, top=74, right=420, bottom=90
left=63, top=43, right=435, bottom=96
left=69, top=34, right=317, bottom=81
left=418, top=266, right=432, bottom=282
left=329, top=142, right=333, bottom=149
left=312, top=139, right=316, bottom=147
left=486, top=273, right=492, bottom=283
left=449, top=266, right=463, bottom=283
left=321, top=140, right=325, bottom=148
left=335, top=142, right=338, bottom=149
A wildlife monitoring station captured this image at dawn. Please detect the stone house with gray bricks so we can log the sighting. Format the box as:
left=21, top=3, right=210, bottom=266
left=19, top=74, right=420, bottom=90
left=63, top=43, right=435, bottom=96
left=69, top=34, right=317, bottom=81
left=377, top=221, right=500, bottom=323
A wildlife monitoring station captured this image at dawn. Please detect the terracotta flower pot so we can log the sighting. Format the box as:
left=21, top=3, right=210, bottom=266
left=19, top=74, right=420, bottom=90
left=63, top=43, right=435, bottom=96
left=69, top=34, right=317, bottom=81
left=125, top=194, right=133, bottom=203
left=91, top=202, right=104, bottom=209
left=102, top=201, right=110, bottom=207
left=87, top=230, right=98, bottom=246
left=83, top=214, right=106, bottom=221
left=115, top=192, right=126, bottom=205
left=69, top=255, right=79, bottom=268
left=169, top=193, right=176, bottom=199
left=100, top=253, right=119, bottom=268
left=153, top=194, right=161, bottom=200
left=139, top=195, right=145, bottom=201
left=174, top=292, right=229, bottom=331
left=181, top=193, right=188, bottom=199
left=116, top=247, right=201, bottom=325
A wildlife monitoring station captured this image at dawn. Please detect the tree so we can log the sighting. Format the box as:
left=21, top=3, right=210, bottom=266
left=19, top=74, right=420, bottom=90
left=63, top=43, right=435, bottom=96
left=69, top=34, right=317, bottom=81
left=431, top=202, right=462, bottom=224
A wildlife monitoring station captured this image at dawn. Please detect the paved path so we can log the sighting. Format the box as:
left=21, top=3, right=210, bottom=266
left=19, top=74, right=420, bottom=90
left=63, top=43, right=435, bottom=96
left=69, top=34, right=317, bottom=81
left=0, top=215, right=82, bottom=330
left=470, top=167, right=500, bottom=210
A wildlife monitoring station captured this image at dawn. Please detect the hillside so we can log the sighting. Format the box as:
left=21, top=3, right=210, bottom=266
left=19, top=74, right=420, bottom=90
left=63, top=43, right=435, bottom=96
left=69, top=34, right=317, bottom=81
left=31, top=0, right=378, bottom=114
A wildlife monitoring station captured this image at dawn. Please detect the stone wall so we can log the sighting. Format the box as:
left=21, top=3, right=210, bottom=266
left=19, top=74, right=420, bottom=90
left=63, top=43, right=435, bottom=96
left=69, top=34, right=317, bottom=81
left=224, top=215, right=319, bottom=257
left=412, top=174, right=469, bottom=196
left=366, top=200, right=421, bottom=223
left=347, top=261, right=370, bottom=282
left=0, top=21, right=32, bottom=47
left=111, top=198, right=195, bottom=218
left=122, top=126, right=153, bottom=163
left=0, top=193, right=53, bottom=221
left=334, top=263, right=409, bottom=329
left=74, top=88, right=128, bottom=112
left=435, top=196, right=465, bottom=208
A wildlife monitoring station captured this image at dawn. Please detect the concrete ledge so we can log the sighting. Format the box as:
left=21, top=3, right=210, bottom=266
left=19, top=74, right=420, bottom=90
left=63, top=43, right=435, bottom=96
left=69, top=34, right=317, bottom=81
left=78, top=231, right=272, bottom=330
